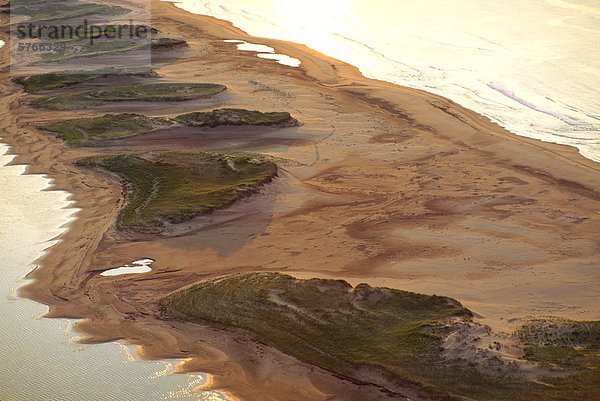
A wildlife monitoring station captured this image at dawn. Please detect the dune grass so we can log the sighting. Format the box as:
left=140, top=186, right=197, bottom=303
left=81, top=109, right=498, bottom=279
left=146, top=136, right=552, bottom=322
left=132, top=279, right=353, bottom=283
left=59, top=83, right=226, bottom=102
left=36, top=36, right=182, bottom=63
left=39, top=40, right=146, bottom=63
left=40, top=114, right=171, bottom=146
left=31, top=83, right=227, bottom=110
left=514, top=319, right=600, bottom=400
left=77, top=152, right=277, bottom=233
left=10, top=0, right=47, bottom=5
left=151, top=38, right=188, bottom=50
left=11, top=2, right=128, bottom=22
left=15, top=72, right=98, bottom=92
left=38, top=108, right=297, bottom=145
left=160, top=272, right=475, bottom=398
left=175, top=108, right=296, bottom=127
left=14, top=68, right=154, bottom=92
left=159, top=273, right=600, bottom=401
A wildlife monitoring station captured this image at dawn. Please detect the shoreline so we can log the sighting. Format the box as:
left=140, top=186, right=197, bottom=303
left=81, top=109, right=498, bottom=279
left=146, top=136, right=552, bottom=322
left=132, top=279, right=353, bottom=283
left=173, top=3, right=600, bottom=173
left=1, top=1, right=599, bottom=399
left=170, top=0, right=600, bottom=164
left=0, top=137, right=213, bottom=399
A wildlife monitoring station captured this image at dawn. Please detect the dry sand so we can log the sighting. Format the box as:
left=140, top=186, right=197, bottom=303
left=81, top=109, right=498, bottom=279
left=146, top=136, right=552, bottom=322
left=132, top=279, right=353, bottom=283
left=1, top=0, right=599, bottom=399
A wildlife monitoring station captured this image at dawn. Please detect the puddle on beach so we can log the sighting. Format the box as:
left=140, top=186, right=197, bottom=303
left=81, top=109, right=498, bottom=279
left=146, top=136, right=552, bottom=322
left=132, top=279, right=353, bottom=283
left=257, top=53, right=301, bottom=67
left=100, top=258, right=154, bottom=277
left=224, top=39, right=301, bottom=67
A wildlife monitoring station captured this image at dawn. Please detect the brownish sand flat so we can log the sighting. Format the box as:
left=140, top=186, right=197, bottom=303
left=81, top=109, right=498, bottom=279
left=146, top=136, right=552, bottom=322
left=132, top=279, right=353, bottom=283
left=1, top=0, right=599, bottom=399
left=99, top=124, right=312, bottom=153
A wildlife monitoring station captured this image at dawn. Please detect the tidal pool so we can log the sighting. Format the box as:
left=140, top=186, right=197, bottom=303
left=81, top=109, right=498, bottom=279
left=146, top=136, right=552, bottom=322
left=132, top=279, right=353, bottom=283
left=100, top=259, right=154, bottom=277
left=224, top=39, right=301, bottom=67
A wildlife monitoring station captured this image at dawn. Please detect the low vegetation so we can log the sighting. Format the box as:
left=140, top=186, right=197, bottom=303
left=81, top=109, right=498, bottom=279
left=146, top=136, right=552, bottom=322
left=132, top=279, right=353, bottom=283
left=31, top=83, right=227, bottom=110
left=9, top=0, right=47, bottom=5
left=516, top=318, right=600, bottom=399
left=151, top=38, right=188, bottom=50
left=160, top=273, right=600, bottom=400
left=38, top=36, right=183, bottom=63
left=14, top=68, right=155, bottom=92
left=77, top=152, right=277, bottom=233
left=10, top=1, right=128, bottom=22
left=175, top=108, right=297, bottom=127
left=40, top=114, right=171, bottom=146
left=39, top=109, right=298, bottom=145
left=39, top=40, right=146, bottom=63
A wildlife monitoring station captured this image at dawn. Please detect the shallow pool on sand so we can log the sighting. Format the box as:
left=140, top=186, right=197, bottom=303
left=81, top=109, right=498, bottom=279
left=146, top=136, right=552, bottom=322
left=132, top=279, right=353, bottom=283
left=100, top=259, right=154, bottom=277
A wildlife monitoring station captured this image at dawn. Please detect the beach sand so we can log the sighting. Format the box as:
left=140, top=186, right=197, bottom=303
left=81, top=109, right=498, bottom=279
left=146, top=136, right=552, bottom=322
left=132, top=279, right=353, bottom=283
left=1, top=0, right=599, bottom=399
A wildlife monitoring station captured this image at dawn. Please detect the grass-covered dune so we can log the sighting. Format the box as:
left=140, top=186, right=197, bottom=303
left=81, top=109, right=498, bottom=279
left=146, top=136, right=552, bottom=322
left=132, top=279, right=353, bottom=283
left=175, top=108, right=298, bottom=127
left=159, top=272, right=600, bottom=401
left=151, top=38, right=188, bottom=50
left=77, top=152, right=277, bottom=233
left=37, top=37, right=184, bottom=63
left=38, top=40, right=144, bottom=63
left=8, top=0, right=47, bottom=5
left=39, top=109, right=298, bottom=145
left=517, top=318, right=600, bottom=374
left=14, top=68, right=155, bottom=92
left=160, top=273, right=473, bottom=399
left=40, top=114, right=171, bottom=146
left=31, top=83, right=227, bottom=110
left=11, top=1, right=128, bottom=22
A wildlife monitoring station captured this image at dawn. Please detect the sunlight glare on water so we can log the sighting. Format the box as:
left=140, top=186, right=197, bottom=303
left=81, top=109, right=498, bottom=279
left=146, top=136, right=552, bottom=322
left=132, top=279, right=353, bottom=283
left=170, top=0, right=600, bottom=161
left=0, top=142, right=222, bottom=400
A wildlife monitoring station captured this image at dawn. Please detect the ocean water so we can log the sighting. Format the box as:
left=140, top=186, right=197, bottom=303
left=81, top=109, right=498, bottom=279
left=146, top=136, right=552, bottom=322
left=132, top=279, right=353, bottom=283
left=0, top=142, right=225, bottom=400
left=168, top=0, right=600, bottom=162
left=0, top=31, right=226, bottom=398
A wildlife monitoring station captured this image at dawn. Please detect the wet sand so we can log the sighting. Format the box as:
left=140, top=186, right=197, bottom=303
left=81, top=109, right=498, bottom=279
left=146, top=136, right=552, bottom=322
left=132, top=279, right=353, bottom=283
left=1, top=0, right=599, bottom=400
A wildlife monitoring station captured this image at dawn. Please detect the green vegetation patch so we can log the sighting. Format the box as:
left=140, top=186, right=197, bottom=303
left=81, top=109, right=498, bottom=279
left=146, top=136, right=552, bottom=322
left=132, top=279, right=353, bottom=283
left=39, top=40, right=146, bottom=63
left=14, top=68, right=154, bottom=92
left=151, top=38, right=188, bottom=50
left=159, top=273, right=600, bottom=400
left=517, top=318, right=600, bottom=370
left=515, top=319, right=600, bottom=400
left=37, top=36, right=180, bottom=63
left=38, top=108, right=298, bottom=146
left=10, top=0, right=47, bottom=5
left=77, top=152, right=277, bottom=233
left=11, top=2, right=128, bottom=22
left=175, top=108, right=297, bottom=127
left=160, top=273, right=482, bottom=398
left=31, top=83, right=227, bottom=110
left=40, top=113, right=170, bottom=146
